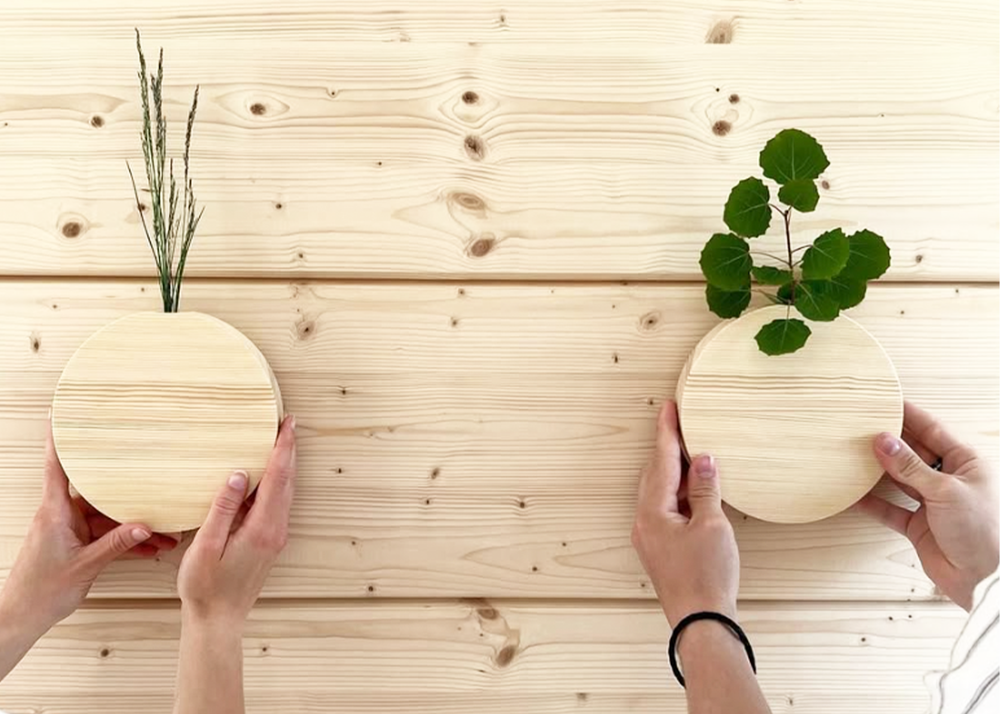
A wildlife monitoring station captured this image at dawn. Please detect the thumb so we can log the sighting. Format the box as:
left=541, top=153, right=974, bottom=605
left=687, top=454, right=723, bottom=520
left=81, top=523, right=152, bottom=571
left=195, top=471, right=249, bottom=553
left=874, top=433, right=940, bottom=498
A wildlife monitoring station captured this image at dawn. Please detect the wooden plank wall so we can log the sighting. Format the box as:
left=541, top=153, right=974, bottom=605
left=0, top=2, right=997, bottom=712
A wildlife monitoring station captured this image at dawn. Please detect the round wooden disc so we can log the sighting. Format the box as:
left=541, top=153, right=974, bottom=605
left=52, top=312, right=283, bottom=532
left=676, top=306, right=902, bottom=524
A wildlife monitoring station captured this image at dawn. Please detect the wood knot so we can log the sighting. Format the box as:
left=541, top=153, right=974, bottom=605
left=90, top=115, right=105, bottom=128
left=29, top=334, right=40, bottom=353
left=477, top=606, right=498, bottom=620
left=728, top=93, right=740, bottom=104
left=640, top=311, right=661, bottom=330
left=820, top=179, right=831, bottom=190
left=468, top=234, right=495, bottom=258
left=706, top=20, right=734, bottom=44
left=99, top=648, right=111, bottom=658
left=915, top=253, right=924, bottom=264
left=250, top=102, right=267, bottom=116
left=61, top=221, right=83, bottom=238
left=430, top=467, right=440, bottom=479
left=712, top=120, right=732, bottom=136
left=296, top=320, right=316, bottom=340
left=577, top=692, right=589, bottom=702
left=495, top=644, right=517, bottom=668
left=464, top=134, right=486, bottom=161
left=452, top=192, right=486, bottom=212
left=462, top=90, right=480, bottom=105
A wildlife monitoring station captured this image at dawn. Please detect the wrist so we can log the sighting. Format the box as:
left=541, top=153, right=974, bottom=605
left=675, top=618, right=756, bottom=683
left=0, top=589, right=54, bottom=644
left=181, top=605, right=246, bottom=644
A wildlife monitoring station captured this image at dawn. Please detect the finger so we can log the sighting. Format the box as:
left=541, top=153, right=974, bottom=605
left=902, top=401, right=964, bottom=461
left=902, top=434, right=937, bottom=467
left=852, top=493, right=913, bottom=536
left=195, top=471, right=250, bottom=553
left=85, top=513, right=178, bottom=551
left=637, top=402, right=683, bottom=516
left=80, top=523, right=153, bottom=571
left=246, top=415, right=298, bottom=533
left=42, top=417, right=71, bottom=504
left=686, top=454, right=724, bottom=521
left=874, top=433, right=942, bottom=498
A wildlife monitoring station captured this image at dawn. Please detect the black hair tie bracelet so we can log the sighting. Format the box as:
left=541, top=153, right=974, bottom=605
left=668, top=611, right=757, bottom=688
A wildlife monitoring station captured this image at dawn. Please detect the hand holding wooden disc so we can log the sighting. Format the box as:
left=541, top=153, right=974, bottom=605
left=52, top=312, right=283, bottom=532
left=676, top=306, right=902, bottom=524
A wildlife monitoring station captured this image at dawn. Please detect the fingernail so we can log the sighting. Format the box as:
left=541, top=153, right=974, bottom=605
left=228, top=470, right=248, bottom=490
left=131, top=527, right=151, bottom=542
left=877, top=433, right=901, bottom=456
left=692, top=454, right=716, bottom=478
left=47, top=406, right=52, bottom=420
left=289, top=414, right=297, bottom=431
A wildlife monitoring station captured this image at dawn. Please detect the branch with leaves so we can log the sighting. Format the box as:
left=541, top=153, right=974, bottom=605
left=128, top=29, right=203, bottom=313
left=699, top=129, right=890, bottom=355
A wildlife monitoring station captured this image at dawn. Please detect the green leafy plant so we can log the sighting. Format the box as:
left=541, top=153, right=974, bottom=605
left=128, top=30, right=202, bottom=313
left=699, top=129, right=890, bottom=355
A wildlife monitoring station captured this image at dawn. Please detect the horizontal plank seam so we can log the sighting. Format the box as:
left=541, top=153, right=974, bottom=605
left=0, top=276, right=996, bottom=289
left=76, top=596, right=955, bottom=611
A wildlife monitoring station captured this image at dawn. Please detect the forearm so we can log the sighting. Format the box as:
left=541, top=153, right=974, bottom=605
left=678, top=621, right=771, bottom=714
left=174, top=612, right=245, bottom=714
left=0, top=593, right=50, bottom=682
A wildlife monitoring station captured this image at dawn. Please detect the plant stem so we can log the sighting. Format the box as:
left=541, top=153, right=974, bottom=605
left=782, top=208, right=796, bottom=305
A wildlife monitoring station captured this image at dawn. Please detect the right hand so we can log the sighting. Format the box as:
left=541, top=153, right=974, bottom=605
left=855, top=401, right=998, bottom=610
left=177, top=415, right=297, bottom=628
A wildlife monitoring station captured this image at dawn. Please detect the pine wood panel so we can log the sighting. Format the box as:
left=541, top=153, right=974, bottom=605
left=0, top=0, right=995, bottom=46
left=0, top=280, right=995, bottom=599
left=0, top=600, right=968, bottom=714
left=0, top=39, right=996, bottom=279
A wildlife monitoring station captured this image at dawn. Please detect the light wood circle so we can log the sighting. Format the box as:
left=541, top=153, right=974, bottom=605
left=52, top=312, right=282, bottom=532
left=676, top=306, right=902, bottom=524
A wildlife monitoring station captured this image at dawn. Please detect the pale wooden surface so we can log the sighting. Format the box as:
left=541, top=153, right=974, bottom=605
left=0, top=1, right=997, bottom=712
left=677, top=306, right=903, bottom=524
left=0, top=599, right=969, bottom=713
left=52, top=312, right=281, bottom=531
left=0, top=280, right=995, bottom=600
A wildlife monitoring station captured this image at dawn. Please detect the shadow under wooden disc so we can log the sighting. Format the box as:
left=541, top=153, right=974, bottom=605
left=52, top=312, right=282, bottom=532
left=676, top=305, right=902, bottom=524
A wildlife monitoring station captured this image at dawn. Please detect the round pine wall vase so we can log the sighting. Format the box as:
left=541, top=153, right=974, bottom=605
left=676, top=305, right=902, bottom=524
left=51, top=32, right=282, bottom=532
left=52, top=312, right=282, bottom=532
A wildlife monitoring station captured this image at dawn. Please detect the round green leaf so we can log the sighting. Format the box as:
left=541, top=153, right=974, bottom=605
left=777, top=179, right=820, bottom=212
left=827, top=273, right=868, bottom=310
left=699, top=233, right=751, bottom=291
left=841, top=229, right=891, bottom=281
left=705, top=284, right=751, bottom=318
left=752, top=265, right=793, bottom=286
left=801, top=228, right=850, bottom=280
left=754, top=318, right=812, bottom=356
left=723, top=177, right=772, bottom=238
left=794, top=280, right=841, bottom=322
left=759, top=129, right=830, bottom=185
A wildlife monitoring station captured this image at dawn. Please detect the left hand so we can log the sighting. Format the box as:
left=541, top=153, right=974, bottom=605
left=0, top=419, right=177, bottom=633
left=631, top=401, right=741, bottom=627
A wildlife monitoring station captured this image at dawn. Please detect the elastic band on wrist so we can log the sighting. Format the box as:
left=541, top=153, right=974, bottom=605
left=667, top=611, right=757, bottom=688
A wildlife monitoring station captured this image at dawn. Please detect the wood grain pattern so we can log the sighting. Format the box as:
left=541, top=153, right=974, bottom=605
left=0, top=37, right=995, bottom=279
left=0, top=599, right=967, bottom=713
left=0, top=0, right=995, bottom=45
left=677, top=307, right=903, bottom=523
left=0, top=280, right=994, bottom=599
left=51, top=312, right=281, bottom=531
